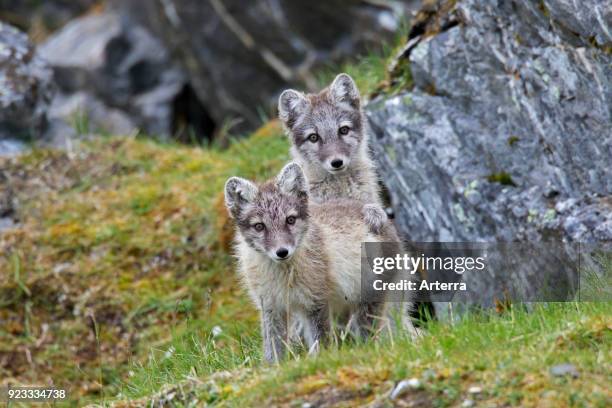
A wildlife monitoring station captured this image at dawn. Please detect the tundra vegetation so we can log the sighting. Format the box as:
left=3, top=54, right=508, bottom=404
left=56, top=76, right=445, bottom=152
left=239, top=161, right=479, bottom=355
left=0, top=23, right=610, bottom=408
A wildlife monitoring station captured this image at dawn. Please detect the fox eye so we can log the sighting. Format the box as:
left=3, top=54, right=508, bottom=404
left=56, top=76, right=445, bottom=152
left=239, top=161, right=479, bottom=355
left=338, top=126, right=350, bottom=135
left=307, top=133, right=319, bottom=143
left=286, top=216, right=296, bottom=225
left=253, top=223, right=265, bottom=232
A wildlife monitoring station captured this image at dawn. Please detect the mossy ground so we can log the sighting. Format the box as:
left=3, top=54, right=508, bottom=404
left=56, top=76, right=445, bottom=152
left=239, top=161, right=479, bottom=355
left=0, top=122, right=290, bottom=405
left=1, top=23, right=610, bottom=408
left=117, top=303, right=611, bottom=407
left=0, top=30, right=402, bottom=406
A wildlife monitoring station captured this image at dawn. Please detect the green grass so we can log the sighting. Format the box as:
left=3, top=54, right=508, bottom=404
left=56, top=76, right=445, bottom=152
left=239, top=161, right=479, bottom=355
left=0, top=122, right=290, bottom=405
left=0, top=30, right=410, bottom=404
left=115, top=302, right=611, bottom=407
left=316, top=19, right=413, bottom=98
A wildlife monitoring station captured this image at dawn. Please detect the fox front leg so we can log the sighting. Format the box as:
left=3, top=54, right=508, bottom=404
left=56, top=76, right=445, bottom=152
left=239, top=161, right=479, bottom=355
left=303, top=303, right=330, bottom=355
left=261, top=307, right=288, bottom=363
left=353, top=301, right=386, bottom=340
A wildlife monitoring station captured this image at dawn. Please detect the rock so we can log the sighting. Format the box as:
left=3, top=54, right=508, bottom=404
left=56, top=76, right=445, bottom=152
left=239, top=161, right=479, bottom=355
left=47, top=91, right=137, bottom=136
left=550, top=363, right=580, bottom=378
left=39, top=12, right=193, bottom=140
left=461, top=399, right=475, bottom=407
left=390, top=378, right=423, bottom=399
left=0, top=0, right=96, bottom=38
left=468, top=386, right=482, bottom=394
left=0, top=22, right=54, bottom=151
left=0, top=139, right=27, bottom=157
left=366, top=0, right=612, bottom=314
left=0, top=169, right=16, bottom=232
left=543, top=0, right=612, bottom=47
left=211, top=325, right=223, bottom=338
left=117, top=0, right=419, bottom=134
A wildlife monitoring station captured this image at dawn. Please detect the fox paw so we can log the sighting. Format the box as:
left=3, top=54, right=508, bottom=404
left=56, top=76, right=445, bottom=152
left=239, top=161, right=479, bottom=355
left=362, top=204, right=387, bottom=235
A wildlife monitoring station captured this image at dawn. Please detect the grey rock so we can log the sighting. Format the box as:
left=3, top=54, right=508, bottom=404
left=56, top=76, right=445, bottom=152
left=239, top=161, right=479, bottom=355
left=117, top=0, right=419, bottom=134
left=0, top=169, right=16, bottom=232
left=47, top=92, right=137, bottom=136
left=0, top=22, right=54, bottom=150
left=468, top=386, right=482, bottom=394
left=0, top=216, right=16, bottom=232
left=0, top=139, right=27, bottom=157
left=550, top=363, right=580, bottom=378
left=366, top=0, right=611, bottom=313
left=543, top=0, right=612, bottom=47
left=39, top=12, right=186, bottom=138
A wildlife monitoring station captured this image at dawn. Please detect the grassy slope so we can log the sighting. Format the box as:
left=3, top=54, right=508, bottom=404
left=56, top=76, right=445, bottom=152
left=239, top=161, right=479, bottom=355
left=0, top=26, right=399, bottom=406
left=117, top=303, right=610, bottom=407
left=1, top=22, right=610, bottom=408
left=0, top=123, right=290, bottom=405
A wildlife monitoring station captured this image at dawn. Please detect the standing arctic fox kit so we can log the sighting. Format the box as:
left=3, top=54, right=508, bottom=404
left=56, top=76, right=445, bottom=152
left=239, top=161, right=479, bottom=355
left=278, top=73, right=382, bottom=206
left=225, top=163, right=406, bottom=362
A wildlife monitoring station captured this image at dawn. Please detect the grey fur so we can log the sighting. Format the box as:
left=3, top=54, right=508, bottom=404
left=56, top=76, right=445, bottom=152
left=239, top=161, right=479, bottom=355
left=362, top=203, right=387, bottom=235
left=278, top=73, right=382, bottom=205
left=225, top=163, right=412, bottom=362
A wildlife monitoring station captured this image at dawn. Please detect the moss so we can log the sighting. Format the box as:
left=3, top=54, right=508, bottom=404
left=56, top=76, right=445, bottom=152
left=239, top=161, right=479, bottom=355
left=487, top=172, right=517, bottom=186
left=0, top=121, right=289, bottom=404
left=508, top=136, right=520, bottom=146
left=538, top=0, right=550, bottom=18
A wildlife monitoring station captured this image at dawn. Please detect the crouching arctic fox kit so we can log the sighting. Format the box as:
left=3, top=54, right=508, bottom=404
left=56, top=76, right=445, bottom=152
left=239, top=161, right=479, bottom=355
left=225, top=163, right=412, bottom=362
left=278, top=73, right=382, bottom=206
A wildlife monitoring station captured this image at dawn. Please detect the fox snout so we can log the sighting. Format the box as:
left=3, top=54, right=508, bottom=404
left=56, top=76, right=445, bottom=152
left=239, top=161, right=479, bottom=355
left=270, top=245, right=294, bottom=261
left=326, top=156, right=349, bottom=173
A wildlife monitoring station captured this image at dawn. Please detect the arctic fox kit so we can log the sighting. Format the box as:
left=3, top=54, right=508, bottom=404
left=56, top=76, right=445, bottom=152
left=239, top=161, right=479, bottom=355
left=225, top=163, right=406, bottom=362
left=278, top=73, right=382, bottom=206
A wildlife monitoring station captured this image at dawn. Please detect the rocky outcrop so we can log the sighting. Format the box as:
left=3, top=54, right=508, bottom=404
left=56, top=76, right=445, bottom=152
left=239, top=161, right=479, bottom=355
left=117, top=0, right=418, bottom=134
left=39, top=11, right=190, bottom=139
left=0, top=22, right=53, bottom=155
left=366, top=0, right=611, bottom=313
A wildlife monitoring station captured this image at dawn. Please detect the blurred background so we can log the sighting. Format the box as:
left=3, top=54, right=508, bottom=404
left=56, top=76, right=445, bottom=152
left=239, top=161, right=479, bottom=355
left=0, top=0, right=420, bottom=151
left=0, top=0, right=610, bottom=406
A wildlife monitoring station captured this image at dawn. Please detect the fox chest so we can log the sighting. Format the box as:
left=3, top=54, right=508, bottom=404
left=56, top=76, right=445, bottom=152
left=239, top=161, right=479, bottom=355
left=245, top=266, right=321, bottom=311
left=310, top=177, right=374, bottom=203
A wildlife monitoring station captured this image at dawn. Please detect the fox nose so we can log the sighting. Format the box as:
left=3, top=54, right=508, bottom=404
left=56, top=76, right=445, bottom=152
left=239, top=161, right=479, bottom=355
left=276, top=248, right=289, bottom=259
left=331, top=159, right=344, bottom=169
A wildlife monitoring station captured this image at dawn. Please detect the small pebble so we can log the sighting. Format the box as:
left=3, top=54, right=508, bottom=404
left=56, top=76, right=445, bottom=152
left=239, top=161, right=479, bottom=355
left=406, top=378, right=422, bottom=389
left=550, top=363, right=579, bottom=378
left=212, top=325, right=222, bottom=338
left=389, top=378, right=422, bottom=400
left=468, top=386, right=482, bottom=394
left=461, top=399, right=475, bottom=407
left=301, top=403, right=313, bottom=408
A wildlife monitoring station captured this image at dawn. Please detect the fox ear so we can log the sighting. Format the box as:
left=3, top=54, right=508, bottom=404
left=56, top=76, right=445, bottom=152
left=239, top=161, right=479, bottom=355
left=276, top=162, right=308, bottom=197
left=330, top=73, right=360, bottom=109
left=278, top=90, right=308, bottom=129
left=224, top=177, right=258, bottom=218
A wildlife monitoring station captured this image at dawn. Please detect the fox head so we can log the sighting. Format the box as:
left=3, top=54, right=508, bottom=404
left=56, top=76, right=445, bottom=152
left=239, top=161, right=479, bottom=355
left=225, top=163, right=309, bottom=262
left=278, top=73, right=364, bottom=175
